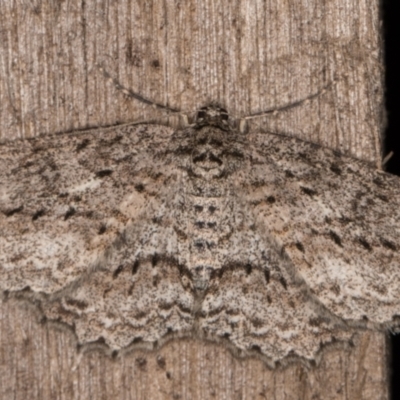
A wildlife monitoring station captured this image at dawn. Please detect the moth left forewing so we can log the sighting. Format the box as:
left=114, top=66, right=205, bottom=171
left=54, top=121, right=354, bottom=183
left=1, top=122, right=199, bottom=350
left=0, top=123, right=176, bottom=294
left=246, top=131, right=400, bottom=327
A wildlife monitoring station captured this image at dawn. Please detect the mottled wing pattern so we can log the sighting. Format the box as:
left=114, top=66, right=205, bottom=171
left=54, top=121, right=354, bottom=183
left=183, top=127, right=353, bottom=363
left=246, top=132, right=400, bottom=326
left=42, top=258, right=193, bottom=349
left=198, top=243, right=353, bottom=362
left=0, top=124, right=194, bottom=348
left=2, top=107, right=399, bottom=362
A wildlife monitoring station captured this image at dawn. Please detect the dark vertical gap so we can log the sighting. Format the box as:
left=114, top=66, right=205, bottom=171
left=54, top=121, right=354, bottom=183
left=382, top=0, right=400, bottom=398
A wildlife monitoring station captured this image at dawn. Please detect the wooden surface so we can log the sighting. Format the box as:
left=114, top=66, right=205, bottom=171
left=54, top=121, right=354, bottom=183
left=0, top=0, right=389, bottom=399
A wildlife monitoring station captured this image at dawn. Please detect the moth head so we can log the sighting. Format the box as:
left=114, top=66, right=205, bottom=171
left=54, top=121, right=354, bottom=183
left=194, top=105, right=230, bottom=130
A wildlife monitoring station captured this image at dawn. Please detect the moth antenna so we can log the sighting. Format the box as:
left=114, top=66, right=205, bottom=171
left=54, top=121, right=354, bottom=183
left=243, top=82, right=333, bottom=121
left=97, top=63, right=181, bottom=115
left=381, top=151, right=394, bottom=169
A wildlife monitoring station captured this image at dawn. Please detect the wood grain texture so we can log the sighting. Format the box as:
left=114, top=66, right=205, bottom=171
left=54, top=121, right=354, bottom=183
left=0, top=0, right=389, bottom=399
left=0, top=300, right=390, bottom=400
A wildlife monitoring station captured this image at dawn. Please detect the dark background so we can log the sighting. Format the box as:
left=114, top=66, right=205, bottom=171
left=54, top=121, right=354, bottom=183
left=383, top=0, right=400, bottom=398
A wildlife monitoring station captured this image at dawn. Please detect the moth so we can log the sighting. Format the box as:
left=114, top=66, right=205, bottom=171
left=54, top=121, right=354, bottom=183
left=1, top=71, right=399, bottom=366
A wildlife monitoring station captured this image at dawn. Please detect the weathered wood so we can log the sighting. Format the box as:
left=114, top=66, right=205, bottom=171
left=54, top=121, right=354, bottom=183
left=0, top=0, right=388, bottom=399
